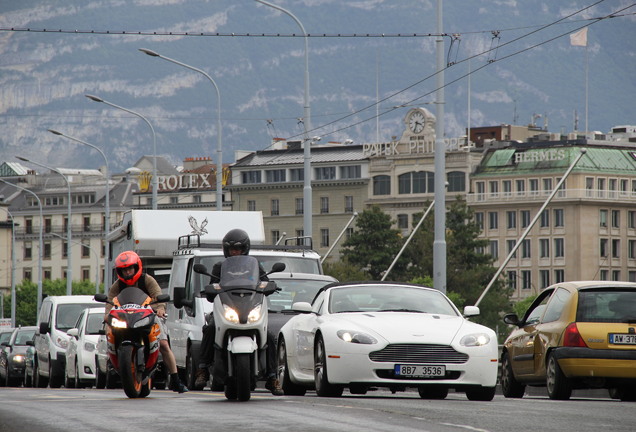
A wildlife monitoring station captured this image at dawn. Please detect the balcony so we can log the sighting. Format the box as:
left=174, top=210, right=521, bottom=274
left=466, top=188, right=636, bottom=206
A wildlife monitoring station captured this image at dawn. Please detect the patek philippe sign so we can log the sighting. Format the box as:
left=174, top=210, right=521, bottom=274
left=362, top=137, right=463, bottom=157
left=514, top=149, right=567, bottom=163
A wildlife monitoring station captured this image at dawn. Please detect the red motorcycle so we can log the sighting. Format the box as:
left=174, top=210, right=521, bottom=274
left=94, top=288, right=169, bottom=398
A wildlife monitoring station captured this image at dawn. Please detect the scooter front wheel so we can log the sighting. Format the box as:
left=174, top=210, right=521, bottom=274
left=235, top=353, right=251, bottom=402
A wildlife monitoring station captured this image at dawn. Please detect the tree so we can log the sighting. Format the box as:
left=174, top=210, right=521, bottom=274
left=322, top=260, right=368, bottom=282
left=2, top=279, right=100, bottom=326
left=340, top=206, right=404, bottom=280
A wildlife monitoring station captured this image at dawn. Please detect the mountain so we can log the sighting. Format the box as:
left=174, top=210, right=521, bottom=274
left=1, top=0, right=634, bottom=173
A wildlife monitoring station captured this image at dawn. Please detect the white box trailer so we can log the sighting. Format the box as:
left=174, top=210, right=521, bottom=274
left=108, top=210, right=265, bottom=290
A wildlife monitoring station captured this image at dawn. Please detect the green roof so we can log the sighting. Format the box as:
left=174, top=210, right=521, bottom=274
left=473, top=146, right=636, bottom=177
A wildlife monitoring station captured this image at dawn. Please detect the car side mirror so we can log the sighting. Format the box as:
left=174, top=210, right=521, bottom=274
left=67, top=328, right=79, bottom=338
left=463, top=306, right=480, bottom=317
left=39, top=322, right=50, bottom=334
left=268, top=262, right=286, bottom=274
left=291, top=302, right=313, bottom=313
left=503, top=313, right=520, bottom=326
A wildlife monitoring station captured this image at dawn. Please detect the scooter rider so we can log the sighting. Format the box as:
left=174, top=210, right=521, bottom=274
left=106, top=251, right=188, bottom=393
left=194, top=228, right=283, bottom=395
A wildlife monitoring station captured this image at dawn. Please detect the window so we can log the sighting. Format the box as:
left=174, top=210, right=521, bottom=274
left=83, top=215, right=91, bottom=231
left=609, top=179, right=617, bottom=198
left=488, top=212, right=498, bottom=230
left=290, top=168, right=304, bottom=181
left=612, top=239, right=620, bottom=258
left=489, top=181, right=499, bottom=198
left=247, top=200, right=256, bottom=211
left=522, top=271, right=532, bottom=290
left=44, top=241, right=51, bottom=259
left=600, top=238, right=608, bottom=257
left=529, top=179, right=539, bottom=196
left=265, top=169, right=286, bottom=183
left=193, top=195, right=202, bottom=204
left=516, top=179, right=525, bottom=197
left=554, top=269, right=565, bottom=283
left=399, top=172, right=433, bottom=194
left=597, top=178, right=606, bottom=198
left=612, top=270, right=621, bottom=281
left=507, top=271, right=517, bottom=290
left=320, top=229, right=330, bottom=248
left=476, top=182, right=485, bottom=201
left=554, top=238, right=564, bottom=257
left=600, top=269, right=608, bottom=280
left=271, top=199, right=279, bottom=216
left=543, top=288, right=572, bottom=322
left=543, top=178, right=552, bottom=193
left=397, top=214, right=409, bottom=230
left=82, top=240, right=90, bottom=258
left=44, top=217, right=52, bottom=233
left=345, top=227, right=354, bottom=240
left=24, top=242, right=32, bottom=260
left=503, top=180, right=512, bottom=197
left=621, top=179, right=628, bottom=196
left=612, top=210, right=620, bottom=228
left=295, top=229, right=304, bottom=245
left=320, top=197, right=329, bottom=214
left=62, top=241, right=68, bottom=258
left=340, top=165, right=361, bottom=179
left=373, top=175, right=391, bottom=195
left=475, top=212, right=484, bottom=231
left=540, top=210, right=550, bottom=228
left=271, top=230, right=281, bottom=244
left=315, top=166, right=335, bottom=180
left=521, top=239, right=531, bottom=258
left=506, top=211, right=516, bottom=229
left=489, top=240, right=498, bottom=260
left=629, top=240, right=636, bottom=259
left=585, top=177, right=594, bottom=197
left=630, top=271, right=636, bottom=283
left=540, top=238, right=550, bottom=258
left=242, top=171, right=261, bottom=184
left=82, top=267, right=90, bottom=281
left=170, top=196, right=178, bottom=204
left=475, top=212, right=484, bottom=230
left=540, top=270, right=550, bottom=288
left=24, top=269, right=32, bottom=281
left=44, top=268, right=52, bottom=280
left=25, top=218, right=33, bottom=234
left=507, top=240, right=517, bottom=258
left=447, top=171, right=465, bottom=192
left=521, top=210, right=531, bottom=228
left=629, top=211, right=636, bottom=229
left=554, top=209, right=564, bottom=227
left=344, top=196, right=354, bottom=213
left=295, top=198, right=303, bottom=215
left=600, top=209, right=608, bottom=227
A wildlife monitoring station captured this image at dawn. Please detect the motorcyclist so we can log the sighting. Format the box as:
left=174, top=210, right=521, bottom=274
left=106, top=251, right=188, bottom=393
left=194, top=228, right=283, bottom=396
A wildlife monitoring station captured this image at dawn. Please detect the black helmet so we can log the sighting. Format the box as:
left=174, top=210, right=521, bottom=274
left=222, top=228, right=251, bottom=257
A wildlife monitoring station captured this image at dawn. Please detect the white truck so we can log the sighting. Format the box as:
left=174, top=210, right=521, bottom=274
left=166, top=221, right=323, bottom=390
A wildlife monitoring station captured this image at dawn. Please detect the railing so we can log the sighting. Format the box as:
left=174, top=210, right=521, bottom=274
left=467, top=188, right=636, bottom=205
left=13, top=224, right=110, bottom=238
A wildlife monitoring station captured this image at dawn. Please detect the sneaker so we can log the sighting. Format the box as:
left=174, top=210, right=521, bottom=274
left=194, top=368, right=209, bottom=390
left=265, top=377, right=284, bottom=396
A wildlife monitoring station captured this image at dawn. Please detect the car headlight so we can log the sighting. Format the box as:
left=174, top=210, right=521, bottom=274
left=12, top=354, right=25, bottom=363
left=133, top=316, right=152, bottom=328
left=55, top=336, right=69, bottom=349
left=460, top=333, right=491, bottom=347
left=337, top=330, right=378, bottom=344
left=110, top=317, right=128, bottom=329
left=248, top=304, right=262, bottom=323
left=84, top=342, right=96, bottom=352
left=223, top=304, right=239, bottom=323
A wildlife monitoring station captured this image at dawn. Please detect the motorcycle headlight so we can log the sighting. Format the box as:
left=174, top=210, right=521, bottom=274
left=110, top=317, right=128, bottom=329
left=337, top=330, right=378, bottom=344
left=133, top=316, right=152, bottom=328
left=223, top=305, right=239, bottom=323
left=248, top=304, right=262, bottom=323
left=460, top=333, right=491, bottom=347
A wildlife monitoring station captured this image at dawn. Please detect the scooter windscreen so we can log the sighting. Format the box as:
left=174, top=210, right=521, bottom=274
left=219, top=255, right=261, bottom=290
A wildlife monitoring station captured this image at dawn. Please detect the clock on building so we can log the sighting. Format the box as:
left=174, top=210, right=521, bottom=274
left=407, top=109, right=426, bottom=134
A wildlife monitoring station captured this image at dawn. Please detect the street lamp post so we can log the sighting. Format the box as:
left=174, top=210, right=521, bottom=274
left=0, top=179, right=44, bottom=313
left=253, top=0, right=313, bottom=243
left=48, top=129, right=111, bottom=292
left=0, top=207, right=16, bottom=326
left=137, top=49, right=223, bottom=211
left=16, top=156, right=73, bottom=296
left=85, top=94, right=158, bottom=210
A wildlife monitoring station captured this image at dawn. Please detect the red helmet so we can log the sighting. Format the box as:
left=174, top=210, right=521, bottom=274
left=115, top=251, right=142, bottom=286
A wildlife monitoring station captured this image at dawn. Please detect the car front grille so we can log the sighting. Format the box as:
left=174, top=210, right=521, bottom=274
left=369, top=344, right=468, bottom=364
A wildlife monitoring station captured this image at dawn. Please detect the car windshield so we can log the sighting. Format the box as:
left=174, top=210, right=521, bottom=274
left=56, top=303, right=99, bottom=332
left=14, top=329, right=36, bottom=345
left=328, top=285, right=458, bottom=316
left=577, top=289, right=636, bottom=323
left=0, top=331, right=12, bottom=345
left=267, top=279, right=333, bottom=311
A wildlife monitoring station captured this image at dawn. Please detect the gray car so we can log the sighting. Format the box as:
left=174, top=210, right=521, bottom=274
left=0, top=326, right=37, bottom=387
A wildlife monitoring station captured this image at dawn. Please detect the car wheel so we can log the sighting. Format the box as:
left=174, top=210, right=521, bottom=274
left=24, top=368, right=32, bottom=388
left=277, top=337, right=306, bottom=396
left=74, top=362, right=85, bottom=389
left=314, top=335, right=343, bottom=397
left=609, top=386, right=636, bottom=402
left=546, top=353, right=571, bottom=400
left=65, top=367, right=75, bottom=389
left=34, top=361, right=48, bottom=388
left=186, top=350, right=202, bottom=390
left=418, top=386, right=449, bottom=399
left=500, top=352, right=525, bottom=398
left=466, top=386, right=496, bottom=401
left=95, top=356, right=106, bottom=389
left=49, top=359, right=63, bottom=388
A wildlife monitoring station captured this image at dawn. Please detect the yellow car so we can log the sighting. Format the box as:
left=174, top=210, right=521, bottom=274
left=501, top=281, right=636, bottom=401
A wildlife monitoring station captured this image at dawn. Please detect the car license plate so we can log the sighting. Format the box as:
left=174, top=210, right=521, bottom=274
left=394, top=364, right=445, bottom=377
left=609, top=333, right=636, bottom=345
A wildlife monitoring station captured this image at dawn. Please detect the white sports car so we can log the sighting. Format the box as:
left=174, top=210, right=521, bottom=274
left=277, top=282, right=499, bottom=400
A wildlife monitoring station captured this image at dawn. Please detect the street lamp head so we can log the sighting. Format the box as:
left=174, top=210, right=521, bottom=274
left=48, top=129, right=63, bottom=136
left=312, top=136, right=321, bottom=142
left=139, top=48, right=160, bottom=57
left=85, top=94, right=104, bottom=103
left=15, top=156, right=29, bottom=162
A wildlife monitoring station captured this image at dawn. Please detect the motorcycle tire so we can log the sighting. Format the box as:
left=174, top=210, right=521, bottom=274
left=119, top=345, right=143, bottom=398
left=235, top=353, right=251, bottom=402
